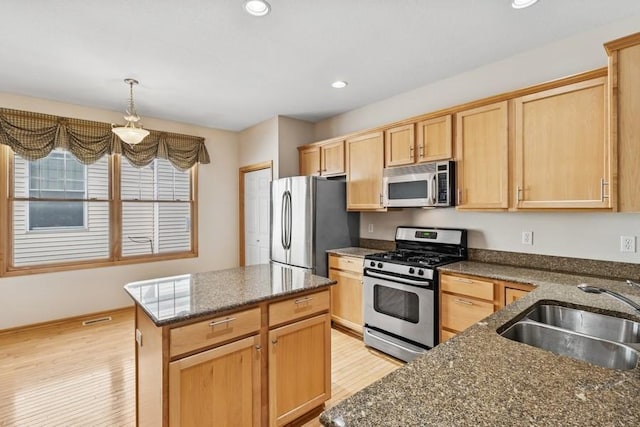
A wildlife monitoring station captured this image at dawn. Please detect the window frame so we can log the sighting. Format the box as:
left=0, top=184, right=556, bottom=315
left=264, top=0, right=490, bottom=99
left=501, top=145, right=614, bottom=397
left=0, top=147, right=199, bottom=277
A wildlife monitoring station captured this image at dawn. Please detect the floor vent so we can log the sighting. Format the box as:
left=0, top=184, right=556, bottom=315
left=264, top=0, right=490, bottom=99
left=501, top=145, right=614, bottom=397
left=82, top=316, right=112, bottom=326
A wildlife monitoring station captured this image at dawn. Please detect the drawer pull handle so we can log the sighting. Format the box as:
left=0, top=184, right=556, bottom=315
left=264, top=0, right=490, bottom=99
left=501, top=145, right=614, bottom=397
left=454, top=298, right=474, bottom=306
left=294, top=297, right=313, bottom=304
left=209, top=317, right=236, bottom=327
left=455, top=278, right=473, bottom=284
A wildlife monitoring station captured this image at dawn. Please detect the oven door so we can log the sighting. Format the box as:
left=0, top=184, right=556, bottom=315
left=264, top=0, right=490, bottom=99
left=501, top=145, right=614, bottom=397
left=363, top=273, right=435, bottom=348
left=382, top=172, right=435, bottom=208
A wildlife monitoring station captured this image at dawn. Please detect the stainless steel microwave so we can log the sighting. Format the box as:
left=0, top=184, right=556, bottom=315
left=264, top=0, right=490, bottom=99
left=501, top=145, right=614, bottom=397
left=382, top=161, right=455, bottom=208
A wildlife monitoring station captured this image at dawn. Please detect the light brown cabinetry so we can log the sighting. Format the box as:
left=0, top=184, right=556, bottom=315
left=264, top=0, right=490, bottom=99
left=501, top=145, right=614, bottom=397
left=416, top=115, right=453, bottom=162
left=328, top=254, right=364, bottom=334
left=268, top=313, right=331, bottom=426
left=513, top=77, right=611, bottom=209
left=385, top=124, right=415, bottom=167
left=605, top=32, right=640, bottom=212
left=169, top=335, right=261, bottom=427
left=298, top=140, right=345, bottom=177
left=384, top=116, right=453, bottom=167
left=455, top=101, right=509, bottom=209
left=135, top=289, right=331, bottom=427
left=439, top=272, right=534, bottom=342
left=346, top=131, right=385, bottom=211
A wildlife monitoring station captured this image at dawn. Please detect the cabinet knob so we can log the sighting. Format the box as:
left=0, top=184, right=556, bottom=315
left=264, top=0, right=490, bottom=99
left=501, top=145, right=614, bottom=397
left=256, top=345, right=262, bottom=351
left=271, top=339, right=278, bottom=344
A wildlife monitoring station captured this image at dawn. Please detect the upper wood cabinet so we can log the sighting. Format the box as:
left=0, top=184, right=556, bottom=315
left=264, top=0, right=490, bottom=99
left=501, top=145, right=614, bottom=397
left=606, top=32, right=640, bottom=212
left=455, top=101, right=509, bottom=210
left=385, top=124, right=415, bottom=167
left=346, top=131, right=385, bottom=211
left=299, top=145, right=321, bottom=176
left=384, top=116, right=453, bottom=167
left=298, top=140, right=345, bottom=177
left=321, top=139, right=346, bottom=176
left=513, top=77, right=611, bottom=209
left=416, top=115, right=453, bottom=162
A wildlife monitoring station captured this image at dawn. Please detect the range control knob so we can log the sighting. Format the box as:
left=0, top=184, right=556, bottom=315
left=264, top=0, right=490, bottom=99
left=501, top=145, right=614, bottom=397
left=418, top=269, right=424, bottom=276
left=408, top=268, right=415, bottom=274
left=377, top=262, right=383, bottom=269
left=370, top=261, right=376, bottom=267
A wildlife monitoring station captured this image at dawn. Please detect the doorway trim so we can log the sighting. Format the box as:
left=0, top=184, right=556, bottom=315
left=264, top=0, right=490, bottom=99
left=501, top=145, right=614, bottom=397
left=239, top=161, right=273, bottom=266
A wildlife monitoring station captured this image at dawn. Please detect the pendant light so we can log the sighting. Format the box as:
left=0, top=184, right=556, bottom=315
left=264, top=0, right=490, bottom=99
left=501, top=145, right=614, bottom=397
left=112, top=78, right=150, bottom=145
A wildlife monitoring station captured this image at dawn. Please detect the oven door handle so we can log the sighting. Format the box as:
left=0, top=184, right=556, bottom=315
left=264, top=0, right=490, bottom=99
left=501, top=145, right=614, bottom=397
left=365, top=270, right=432, bottom=287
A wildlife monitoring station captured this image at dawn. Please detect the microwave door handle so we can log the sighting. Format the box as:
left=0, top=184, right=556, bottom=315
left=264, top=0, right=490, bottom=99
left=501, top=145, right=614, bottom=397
left=431, top=175, right=437, bottom=205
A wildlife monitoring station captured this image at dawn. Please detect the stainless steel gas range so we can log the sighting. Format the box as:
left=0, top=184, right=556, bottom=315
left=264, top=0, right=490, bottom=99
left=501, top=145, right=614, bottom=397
left=363, top=226, right=467, bottom=362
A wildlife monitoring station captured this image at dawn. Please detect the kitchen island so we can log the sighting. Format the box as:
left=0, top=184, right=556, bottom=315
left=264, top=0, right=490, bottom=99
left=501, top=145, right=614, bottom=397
left=321, top=261, right=640, bottom=426
left=124, top=263, right=336, bottom=427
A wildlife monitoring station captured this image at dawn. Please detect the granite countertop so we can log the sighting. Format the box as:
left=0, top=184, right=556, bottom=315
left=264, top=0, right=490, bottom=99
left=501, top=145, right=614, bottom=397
left=321, top=261, right=640, bottom=426
left=124, top=263, right=335, bottom=326
left=327, top=247, right=383, bottom=258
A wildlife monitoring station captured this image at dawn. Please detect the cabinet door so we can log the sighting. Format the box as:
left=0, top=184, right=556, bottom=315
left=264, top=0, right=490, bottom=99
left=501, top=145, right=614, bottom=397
left=299, top=146, right=321, bottom=176
left=169, top=335, right=261, bottom=427
left=346, top=132, right=385, bottom=210
left=268, top=313, right=331, bottom=426
left=514, top=77, right=610, bottom=209
left=455, top=101, right=509, bottom=209
left=416, top=115, right=452, bottom=162
left=321, top=140, right=345, bottom=176
left=384, top=124, right=415, bottom=167
left=505, top=288, right=529, bottom=305
left=329, top=268, right=363, bottom=333
left=610, top=39, right=640, bottom=211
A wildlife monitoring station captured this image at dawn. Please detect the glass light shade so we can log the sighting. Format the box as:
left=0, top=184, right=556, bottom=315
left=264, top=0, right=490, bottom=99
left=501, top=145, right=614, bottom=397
left=512, top=0, right=539, bottom=9
left=244, top=0, right=270, bottom=16
left=112, top=125, right=150, bottom=145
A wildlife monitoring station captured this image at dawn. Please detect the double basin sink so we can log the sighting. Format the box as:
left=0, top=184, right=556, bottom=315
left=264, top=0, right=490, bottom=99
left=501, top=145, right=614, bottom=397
left=499, top=303, right=640, bottom=370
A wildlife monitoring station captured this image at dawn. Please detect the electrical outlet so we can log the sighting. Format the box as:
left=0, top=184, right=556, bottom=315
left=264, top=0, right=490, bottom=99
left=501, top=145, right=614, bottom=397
left=522, top=231, right=533, bottom=245
left=368, top=224, right=374, bottom=233
left=620, top=236, right=636, bottom=253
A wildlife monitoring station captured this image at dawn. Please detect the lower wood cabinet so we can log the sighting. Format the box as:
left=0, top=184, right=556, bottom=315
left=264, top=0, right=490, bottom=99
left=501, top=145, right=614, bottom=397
left=135, top=290, right=331, bottom=427
left=328, top=254, right=364, bottom=334
left=169, top=335, right=261, bottom=427
left=268, top=313, right=331, bottom=426
left=439, top=272, right=534, bottom=343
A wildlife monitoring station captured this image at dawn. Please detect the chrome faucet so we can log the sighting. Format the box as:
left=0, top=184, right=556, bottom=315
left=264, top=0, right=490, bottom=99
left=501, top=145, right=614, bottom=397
left=626, top=279, right=640, bottom=290
left=577, top=284, right=640, bottom=313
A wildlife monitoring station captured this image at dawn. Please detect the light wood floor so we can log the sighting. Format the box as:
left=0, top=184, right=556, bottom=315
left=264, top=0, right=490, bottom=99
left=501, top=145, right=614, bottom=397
left=0, top=309, right=402, bottom=426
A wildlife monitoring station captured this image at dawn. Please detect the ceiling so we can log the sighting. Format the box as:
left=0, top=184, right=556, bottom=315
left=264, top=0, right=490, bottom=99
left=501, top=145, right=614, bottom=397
left=1, top=0, right=640, bottom=132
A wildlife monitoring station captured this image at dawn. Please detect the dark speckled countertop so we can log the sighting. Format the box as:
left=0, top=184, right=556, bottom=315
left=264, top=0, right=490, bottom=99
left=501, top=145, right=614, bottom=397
left=327, top=247, right=383, bottom=258
left=124, top=263, right=335, bottom=326
left=321, top=261, right=640, bottom=426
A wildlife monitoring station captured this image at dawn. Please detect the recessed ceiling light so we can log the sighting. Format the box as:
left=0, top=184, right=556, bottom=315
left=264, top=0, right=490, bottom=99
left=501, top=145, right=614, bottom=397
left=512, top=0, right=539, bottom=9
left=331, top=81, right=348, bottom=89
left=244, top=0, right=271, bottom=16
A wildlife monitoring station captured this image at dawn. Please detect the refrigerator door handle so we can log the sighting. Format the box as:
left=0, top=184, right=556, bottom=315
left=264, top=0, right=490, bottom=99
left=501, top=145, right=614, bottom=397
left=281, top=192, right=287, bottom=249
left=285, top=191, right=292, bottom=249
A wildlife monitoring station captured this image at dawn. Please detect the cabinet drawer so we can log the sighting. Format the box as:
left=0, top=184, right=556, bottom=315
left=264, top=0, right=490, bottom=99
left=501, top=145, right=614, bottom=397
left=269, top=290, right=330, bottom=327
left=170, top=307, right=261, bottom=357
left=329, top=254, right=363, bottom=274
left=440, top=274, right=494, bottom=301
left=440, top=293, right=494, bottom=333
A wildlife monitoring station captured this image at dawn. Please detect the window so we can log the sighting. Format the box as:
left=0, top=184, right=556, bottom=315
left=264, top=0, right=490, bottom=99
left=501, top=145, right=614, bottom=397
left=28, top=151, right=87, bottom=230
left=5, top=149, right=196, bottom=272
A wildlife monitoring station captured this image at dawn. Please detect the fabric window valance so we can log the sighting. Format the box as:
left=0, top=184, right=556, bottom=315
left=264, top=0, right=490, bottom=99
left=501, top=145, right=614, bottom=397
left=0, top=108, right=210, bottom=170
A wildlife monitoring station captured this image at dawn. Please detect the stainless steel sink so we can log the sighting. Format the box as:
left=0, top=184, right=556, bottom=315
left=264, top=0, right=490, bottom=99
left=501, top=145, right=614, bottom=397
left=499, top=302, right=640, bottom=370
left=500, top=320, right=639, bottom=371
left=525, top=304, right=640, bottom=343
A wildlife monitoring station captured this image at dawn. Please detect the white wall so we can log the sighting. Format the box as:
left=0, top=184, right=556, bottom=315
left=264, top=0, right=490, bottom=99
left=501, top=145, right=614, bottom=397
left=277, top=116, right=314, bottom=178
left=238, top=116, right=279, bottom=173
left=315, top=14, right=640, bottom=264
left=0, top=92, right=239, bottom=329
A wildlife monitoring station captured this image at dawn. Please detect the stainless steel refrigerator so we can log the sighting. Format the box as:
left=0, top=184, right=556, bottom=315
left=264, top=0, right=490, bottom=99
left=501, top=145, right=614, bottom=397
left=271, top=176, right=359, bottom=277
